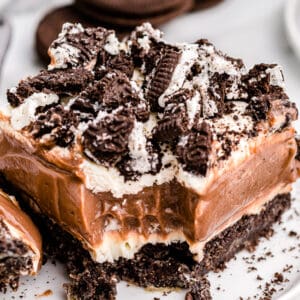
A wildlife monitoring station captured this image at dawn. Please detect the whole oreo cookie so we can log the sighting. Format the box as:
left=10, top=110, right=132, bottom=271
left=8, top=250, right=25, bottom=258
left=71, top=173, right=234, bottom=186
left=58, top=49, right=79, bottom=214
left=74, top=0, right=194, bottom=28
left=35, top=5, right=129, bottom=64
left=193, top=0, right=224, bottom=10
left=80, top=0, right=186, bottom=15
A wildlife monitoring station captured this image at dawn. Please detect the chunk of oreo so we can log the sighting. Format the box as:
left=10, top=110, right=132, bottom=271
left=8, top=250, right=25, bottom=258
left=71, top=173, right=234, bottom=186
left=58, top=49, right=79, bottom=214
left=128, top=25, right=164, bottom=70
left=94, top=72, right=133, bottom=109
left=82, top=109, right=134, bottom=165
left=34, top=69, right=94, bottom=95
left=7, top=83, right=39, bottom=108
left=146, top=46, right=181, bottom=112
left=28, top=105, right=79, bottom=147
left=153, top=89, right=192, bottom=142
left=73, top=71, right=149, bottom=121
left=242, top=64, right=290, bottom=124
left=176, top=122, right=212, bottom=176
left=95, top=50, right=134, bottom=79
left=243, top=64, right=285, bottom=99
left=116, top=154, right=141, bottom=181
left=7, top=69, right=93, bottom=107
left=48, top=22, right=112, bottom=70
left=207, top=73, right=230, bottom=116
left=246, top=96, right=271, bottom=123
left=69, top=97, right=98, bottom=122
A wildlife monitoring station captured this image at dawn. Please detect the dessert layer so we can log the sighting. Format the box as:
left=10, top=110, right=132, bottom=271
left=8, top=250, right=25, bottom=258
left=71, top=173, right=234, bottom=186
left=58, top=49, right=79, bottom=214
left=4, top=23, right=298, bottom=199
left=0, top=120, right=297, bottom=262
left=1, top=22, right=299, bottom=264
left=27, top=192, right=291, bottom=300
left=0, top=190, right=42, bottom=273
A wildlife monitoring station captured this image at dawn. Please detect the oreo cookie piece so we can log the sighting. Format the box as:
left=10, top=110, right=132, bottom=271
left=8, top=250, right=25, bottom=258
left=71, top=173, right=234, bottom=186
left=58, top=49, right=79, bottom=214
left=36, top=5, right=129, bottom=64
left=176, top=122, right=213, bottom=176
left=80, top=0, right=186, bottom=15
left=7, top=68, right=93, bottom=107
left=153, top=89, right=192, bottom=142
left=82, top=108, right=135, bottom=166
left=146, top=46, right=181, bottom=112
left=74, top=0, right=193, bottom=28
left=193, top=0, right=224, bottom=11
left=28, top=105, right=80, bottom=148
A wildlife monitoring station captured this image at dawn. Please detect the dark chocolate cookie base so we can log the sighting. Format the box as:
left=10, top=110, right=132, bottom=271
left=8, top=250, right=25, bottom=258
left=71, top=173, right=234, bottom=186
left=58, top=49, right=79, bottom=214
left=20, top=192, right=290, bottom=300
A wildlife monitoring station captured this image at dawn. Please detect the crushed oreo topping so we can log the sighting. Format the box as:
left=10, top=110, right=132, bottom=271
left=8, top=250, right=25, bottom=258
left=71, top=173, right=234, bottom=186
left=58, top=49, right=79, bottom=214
left=177, top=122, right=212, bottom=176
left=146, top=46, right=181, bottom=112
left=48, top=23, right=112, bottom=70
left=88, top=72, right=133, bottom=110
left=28, top=105, right=79, bottom=147
left=246, top=96, right=271, bottom=122
left=8, top=23, right=297, bottom=181
left=7, top=68, right=93, bottom=107
left=153, top=89, right=191, bottom=142
left=82, top=109, right=134, bottom=166
left=95, top=51, right=134, bottom=80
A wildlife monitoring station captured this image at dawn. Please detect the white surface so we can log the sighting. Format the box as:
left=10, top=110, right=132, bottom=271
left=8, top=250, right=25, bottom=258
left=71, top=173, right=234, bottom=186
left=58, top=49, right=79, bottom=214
left=1, top=0, right=300, bottom=299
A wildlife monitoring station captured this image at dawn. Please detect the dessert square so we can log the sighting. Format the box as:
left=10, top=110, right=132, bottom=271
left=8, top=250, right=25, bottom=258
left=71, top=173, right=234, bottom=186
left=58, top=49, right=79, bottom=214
left=0, top=22, right=299, bottom=298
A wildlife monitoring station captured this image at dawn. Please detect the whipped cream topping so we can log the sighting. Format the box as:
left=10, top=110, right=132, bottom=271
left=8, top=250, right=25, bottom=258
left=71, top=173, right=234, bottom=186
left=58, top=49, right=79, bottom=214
left=104, top=33, right=121, bottom=55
